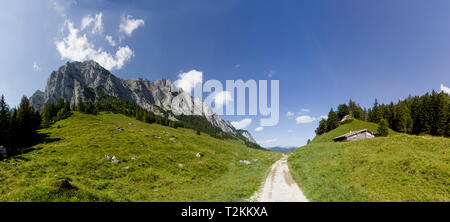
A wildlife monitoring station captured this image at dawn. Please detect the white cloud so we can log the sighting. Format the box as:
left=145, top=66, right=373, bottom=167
left=441, top=84, right=450, bottom=94
left=175, top=70, right=203, bottom=94
left=33, top=62, right=41, bottom=71
left=214, top=91, right=233, bottom=106
left=255, top=126, right=263, bottom=132
left=53, top=0, right=76, bottom=17
left=105, top=35, right=116, bottom=46
left=300, top=108, right=310, bottom=113
left=296, top=115, right=316, bottom=124
left=120, top=15, right=145, bottom=37
left=287, top=130, right=294, bottom=133
left=320, top=115, right=328, bottom=120
left=234, top=64, right=241, bottom=68
left=287, top=111, right=294, bottom=119
left=55, top=20, right=134, bottom=70
left=81, top=15, right=94, bottom=30
left=231, top=118, right=252, bottom=129
left=258, top=138, right=277, bottom=144
left=81, top=13, right=103, bottom=34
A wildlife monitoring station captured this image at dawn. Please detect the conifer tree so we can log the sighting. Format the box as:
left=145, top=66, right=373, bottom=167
left=0, top=95, right=10, bottom=146
left=377, top=118, right=389, bottom=137
left=77, top=97, right=85, bottom=112
left=337, top=104, right=349, bottom=120
left=315, top=119, right=327, bottom=135
left=326, top=108, right=339, bottom=132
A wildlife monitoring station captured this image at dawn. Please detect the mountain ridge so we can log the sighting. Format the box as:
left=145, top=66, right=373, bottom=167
left=30, top=60, right=256, bottom=144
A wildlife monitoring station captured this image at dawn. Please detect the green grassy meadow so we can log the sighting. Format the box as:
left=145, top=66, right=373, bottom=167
left=0, top=112, right=280, bottom=202
left=288, top=120, right=450, bottom=202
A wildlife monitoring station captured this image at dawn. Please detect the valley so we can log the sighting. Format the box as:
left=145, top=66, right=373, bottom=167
left=0, top=112, right=280, bottom=201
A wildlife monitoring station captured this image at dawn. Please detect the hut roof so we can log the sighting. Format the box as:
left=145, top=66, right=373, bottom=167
left=333, top=129, right=375, bottom=141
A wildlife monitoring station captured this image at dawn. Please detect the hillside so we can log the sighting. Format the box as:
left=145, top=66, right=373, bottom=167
left=288, top=120, right=450, bottom=201
left=0, top=112, right=280, bottom=202
left=311, top=119, right=399, bottom=144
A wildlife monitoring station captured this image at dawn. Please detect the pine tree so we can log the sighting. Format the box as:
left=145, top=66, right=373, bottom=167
left=77, top=97, right=85, bottom=112
left=315, top=119, right=327, bottom=135
left=326, top=108, right=339, bottom=132
left=368, top=99, right=382, bottom=123
left=0, top=95, right=10, bottom=146
left=337, top=104, right=349, bottom=120
left=431, top=92, right=447, bottom=136
left=377, top=118, right=389, bottom=137
left=393, top=102, right=413, bottom=133
left=12, top=96, right=40, bottom=149
left=445, top=103, right=450, bottom=137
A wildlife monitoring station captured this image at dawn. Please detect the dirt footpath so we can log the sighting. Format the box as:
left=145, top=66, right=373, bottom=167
left=250, top=154, right=309, bottom=202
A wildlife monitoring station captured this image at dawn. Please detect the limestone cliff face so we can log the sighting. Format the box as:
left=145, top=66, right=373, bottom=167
left=30, top=61, right=256, bottom=143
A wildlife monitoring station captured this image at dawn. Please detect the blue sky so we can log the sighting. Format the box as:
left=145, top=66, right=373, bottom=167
left=1, top=0, right=450, bottom=147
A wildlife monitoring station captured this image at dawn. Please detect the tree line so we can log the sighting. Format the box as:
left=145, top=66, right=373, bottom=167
left=315, top=90, right=450, bottom=137
left=0, top=93, right=262, bottom=157
left=0, top=95, right=42, bottom=156
left=315, top=99, right=365, bottom=135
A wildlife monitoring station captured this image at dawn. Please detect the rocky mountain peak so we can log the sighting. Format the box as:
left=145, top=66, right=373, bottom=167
left=30, top=61, right=257, bottom=144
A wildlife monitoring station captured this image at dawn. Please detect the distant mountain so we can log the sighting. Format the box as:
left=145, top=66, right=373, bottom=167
left=29, top=60, right=256, bottom=144
left=267, top=146, right=298, bottom=153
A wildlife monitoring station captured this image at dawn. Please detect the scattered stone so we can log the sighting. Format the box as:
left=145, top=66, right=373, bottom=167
left=131, top=157, right=136, bottom=160
left=112, top=156, right=117, bottom=160
left=105, top=155, right=111, bottom=159
left=196, top=153, right=202, bottom=158
left=168, top=155, right=172, bottom=159
left=112, top=159, right=120, bottom=164
left=122, top=166, right=130, bottom=170
left=253, top=159, right=258, bottom=162
left=170, top=138, right=175, bottom=141
left=154, top=136, right=160, bottom=139
left=178, top=163, right=183, bottom=168
left=128, top=122, right=132, bottom=125
left=12, top=163, right=19, bottom=167
left=240, top=160, right=251, bottom=165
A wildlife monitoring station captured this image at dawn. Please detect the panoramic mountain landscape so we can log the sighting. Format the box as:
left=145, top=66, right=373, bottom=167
left=1, top=60, right=448, bottom=202
left=1, top=1, right=449, bottom=211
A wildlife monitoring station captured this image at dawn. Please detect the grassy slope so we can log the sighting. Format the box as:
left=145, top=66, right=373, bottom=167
left=0, top=112, right=280, bottom=202
left=311, top=119, right=399, bottom=143
left=288, top=120, right=450, bottom=201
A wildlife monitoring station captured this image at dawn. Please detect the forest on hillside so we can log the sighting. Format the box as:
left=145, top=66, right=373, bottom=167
left=0, top=94, right=261, bottom=158
left=316, top=90, right=450, bottom=137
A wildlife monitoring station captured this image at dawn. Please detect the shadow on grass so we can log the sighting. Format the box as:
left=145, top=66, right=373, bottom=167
left=36, top=132, right=62, bottom=144
left=2, top=133, right=62, bottom=160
